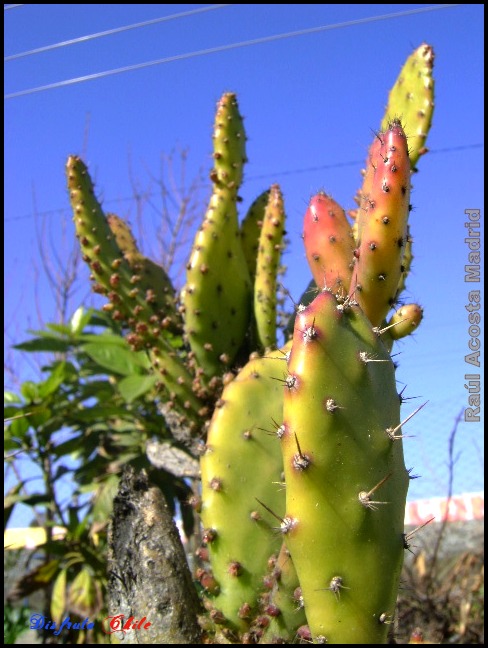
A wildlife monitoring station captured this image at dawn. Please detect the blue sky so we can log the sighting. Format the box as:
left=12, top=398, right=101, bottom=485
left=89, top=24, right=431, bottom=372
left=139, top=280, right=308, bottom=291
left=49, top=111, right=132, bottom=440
left=4, top=4, right=484, bottom=526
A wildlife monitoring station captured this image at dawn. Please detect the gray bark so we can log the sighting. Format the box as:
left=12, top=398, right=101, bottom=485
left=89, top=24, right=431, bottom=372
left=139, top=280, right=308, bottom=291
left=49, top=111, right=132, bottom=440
left=107, top=466, right=203, bottom=644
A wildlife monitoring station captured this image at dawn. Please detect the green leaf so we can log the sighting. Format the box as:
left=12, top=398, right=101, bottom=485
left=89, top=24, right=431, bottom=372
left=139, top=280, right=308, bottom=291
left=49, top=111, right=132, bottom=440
left=51, top=568, right=67, bottom=625
left=51, top=436, right=83, bottom=458
left=69, top=508, right=90, bottom=541
left=118, top=374, right=158, bottom=403
left=4, top=405, right=23, bottom=420
left=12, top=493, right=54, bottom=508
left=78, top=380, right=115, bottom=401
left=20, top=381, right=39, bottom=402
left=4, top=482, right=25, bottom=530
left=9, top=560, right=60, bottom=599
left=6, top=413, right=30, bottom=439
left=28, top=407, right=53, bottom=429
left=69, top=567, right=96, bottom=615
left=92, top=475, right=119, bottom=522
left=38, top=362, right=68, bottom=399
left=111, top=431, right=144, bottom=447
left=79, top=332, right=128, bottom=346
left=72, top=405, right=130, bottom=423
left=4, top=437, right=22, bottom=452
left=46, top=322, right=72, bottom=335
left=88, top=310, right=117, bottom=328
left=14, top=337, right=71, bottom=353
left=68, top=506, right=79, bottom=532
left=4, top=391, right=22, bottom=404
left=80, top=335, right=151, bottom=368
left=82, top=343, right=144, bottom=376
left=70, top=307, right=94, bottom=335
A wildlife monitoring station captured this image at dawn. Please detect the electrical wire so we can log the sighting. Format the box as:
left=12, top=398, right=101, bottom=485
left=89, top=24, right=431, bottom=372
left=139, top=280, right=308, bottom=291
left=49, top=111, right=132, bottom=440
left=4, top=4, right=460, bottom=100
left=5, top=4, right=232, bottom=62
left=4, top=143, right=483, bottom=223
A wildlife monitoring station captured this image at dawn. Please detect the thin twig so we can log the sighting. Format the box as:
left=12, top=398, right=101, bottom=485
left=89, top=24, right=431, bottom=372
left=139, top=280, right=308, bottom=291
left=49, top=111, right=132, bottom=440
left=427, top=407, right=464, bottom=586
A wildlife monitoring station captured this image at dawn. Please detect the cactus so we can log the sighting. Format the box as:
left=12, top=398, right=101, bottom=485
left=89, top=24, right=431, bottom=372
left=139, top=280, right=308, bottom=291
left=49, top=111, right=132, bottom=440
left=303, top=191, right=355, bottom=294
left=381, top=43, right=435, bottom=170
left=260, top=542, right=308, bottom=643
left=66, top=42, right=435, bottom=644
left=66, top=156, right=204, bottom=434
left=240, top=189, right=271, bottom=281
left=386, top=303, right=424, bottom=341
left=350, top=43, right=434, bottom=233
left=281, top=289, right=409, bottom=643
left=106, top=213, right=182, bottom=335
left=181, top=93, right=252, bottom=378
left=349, top=120, right=411, bottom=327
left=199, top=344, right=290, bottom=634
left=253, top=184, right=286, bottom=351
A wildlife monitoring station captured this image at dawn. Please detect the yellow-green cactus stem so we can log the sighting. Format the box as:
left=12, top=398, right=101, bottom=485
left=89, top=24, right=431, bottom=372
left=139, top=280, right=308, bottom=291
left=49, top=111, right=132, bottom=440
left=254, top=184, right=286, bottom=351
left=67, top=155, right=203, bottom=421
left=182, top=92, right=252, bottom=377
left=381, top=43, right=435, bottom=170
left=240, top=189, right=271, bottom=280
left=106, top=213, right=182, bottom=335
left=200, top=344, right=291, bottom=632
left=281, top=289, right=409, bottom=643
left=210, top=92, right=247, bottom=193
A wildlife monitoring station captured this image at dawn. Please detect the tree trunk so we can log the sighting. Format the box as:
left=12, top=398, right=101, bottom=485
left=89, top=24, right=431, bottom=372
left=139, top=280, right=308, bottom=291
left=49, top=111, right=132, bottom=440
left=107, top=466, right=203, bottom=644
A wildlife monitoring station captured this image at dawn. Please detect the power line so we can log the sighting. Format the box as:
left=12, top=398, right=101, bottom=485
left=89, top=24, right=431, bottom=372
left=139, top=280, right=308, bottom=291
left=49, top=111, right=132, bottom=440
left=4, top=4, right=460, bottom=100
left=4, top=4, right=232, bottom=62
left=4, top=142, right=483, bottom=223
left=246, top=143, right=484, bottom=181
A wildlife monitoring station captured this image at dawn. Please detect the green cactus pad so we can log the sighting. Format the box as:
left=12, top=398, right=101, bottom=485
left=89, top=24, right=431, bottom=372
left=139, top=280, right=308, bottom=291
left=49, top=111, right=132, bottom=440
left=258, top=542, right=308, bottom=643
left=182, top=92, right=252, bottom=377
left=281, top=289, right=409, bottom=643
left=211, top=92, right=247, bottom=192
left=200, top=344, right=291, bottom=631
left=395, top=225, right=413, bottom=299
left=283, top=279, right=319, bottom=342
left=106, top=214, right=181, bottom=334
left=254, top=184, right=286, bottom=351
left=182, top=187, right=252, bottom=376
left=381, top=43, right=435, bottom=169
left=240, top=189, right=271, bottom=281
left=67, top=155, right=202, bottom=422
